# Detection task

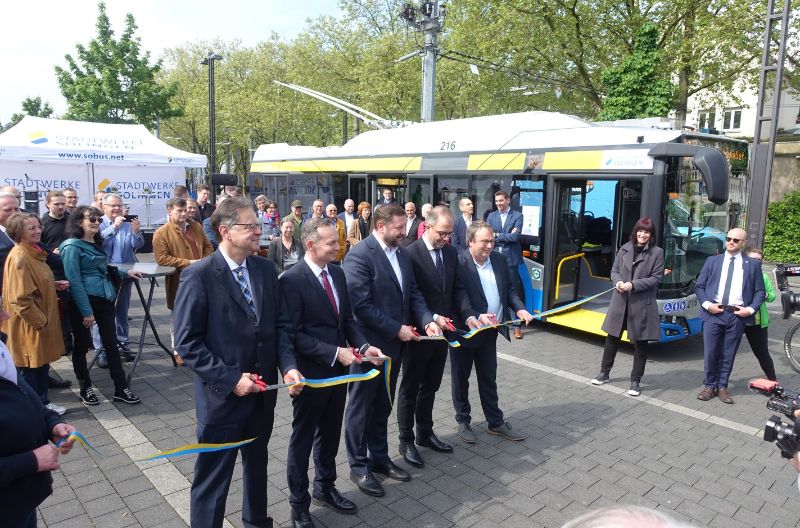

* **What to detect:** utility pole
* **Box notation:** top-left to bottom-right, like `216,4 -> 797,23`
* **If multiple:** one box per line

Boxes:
201,52 -> 223,205
399,2 -> 446,122
745,0 -> 791,247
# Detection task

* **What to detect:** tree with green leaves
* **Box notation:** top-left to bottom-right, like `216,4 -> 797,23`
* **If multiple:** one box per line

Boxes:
54,2 -> 181,128
2,96 -> 54,131
596,23 -> 674,120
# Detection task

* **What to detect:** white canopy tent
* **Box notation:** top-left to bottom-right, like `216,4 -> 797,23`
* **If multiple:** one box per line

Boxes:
0,116 -> 206,226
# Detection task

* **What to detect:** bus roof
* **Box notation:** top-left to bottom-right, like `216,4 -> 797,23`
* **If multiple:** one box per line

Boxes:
252,111 -> 685,164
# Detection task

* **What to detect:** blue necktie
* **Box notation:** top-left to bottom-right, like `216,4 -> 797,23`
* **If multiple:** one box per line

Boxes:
233,266 -> 256,314
721,256 -> 735,306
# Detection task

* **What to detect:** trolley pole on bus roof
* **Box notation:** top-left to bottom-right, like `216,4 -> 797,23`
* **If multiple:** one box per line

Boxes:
746,0 -> 791,247
399,2 -> 446,122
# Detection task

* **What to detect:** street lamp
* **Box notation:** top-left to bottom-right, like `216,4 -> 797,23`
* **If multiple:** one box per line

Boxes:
201,52 -> 223,205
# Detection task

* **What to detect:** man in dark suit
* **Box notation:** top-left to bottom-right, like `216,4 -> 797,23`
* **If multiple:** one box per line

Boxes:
397,206 -> 462,468
694,227 -> 765,404
343,203 -> 441,497
375,188 -> 397,209
453,221 -> 534,444
486,190 -> 526,339
400,202 -> 421,247
174,197 -> 303,528
451,197 -> 474,255
281,218 -> 384,528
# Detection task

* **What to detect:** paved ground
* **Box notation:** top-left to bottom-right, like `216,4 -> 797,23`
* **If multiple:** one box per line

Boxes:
34,258 -> 800,527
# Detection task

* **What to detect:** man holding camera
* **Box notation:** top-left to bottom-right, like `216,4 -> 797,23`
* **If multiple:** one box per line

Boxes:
695,227 -> 765,404
94,193 -> 143,367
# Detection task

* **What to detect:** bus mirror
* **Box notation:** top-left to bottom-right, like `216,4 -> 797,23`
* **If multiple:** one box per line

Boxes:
692,148 -> 729,205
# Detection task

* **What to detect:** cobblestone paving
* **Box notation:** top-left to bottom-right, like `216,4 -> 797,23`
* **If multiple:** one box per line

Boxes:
35,259 -> 800,527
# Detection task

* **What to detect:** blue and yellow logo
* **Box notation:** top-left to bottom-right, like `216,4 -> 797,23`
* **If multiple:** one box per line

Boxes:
29,131 -> 48,144
97,178 -> 112,192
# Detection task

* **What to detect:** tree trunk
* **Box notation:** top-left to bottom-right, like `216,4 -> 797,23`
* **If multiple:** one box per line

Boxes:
674,4 -> 696,131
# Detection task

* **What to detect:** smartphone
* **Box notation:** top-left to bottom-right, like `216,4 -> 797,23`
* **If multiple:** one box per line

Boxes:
123,215 -> 139,222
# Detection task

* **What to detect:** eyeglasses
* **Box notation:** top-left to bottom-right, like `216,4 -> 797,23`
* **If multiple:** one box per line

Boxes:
232,223 -> 262,231
725,237 -> 743,243
432,229 -> 453,238
474,239 -> 494,246
84,216 -> 100,223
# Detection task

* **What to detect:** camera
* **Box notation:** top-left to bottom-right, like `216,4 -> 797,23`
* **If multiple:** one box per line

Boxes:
750,378 -> 800,457
123,214 -> 138,223
774,264 -> 800,319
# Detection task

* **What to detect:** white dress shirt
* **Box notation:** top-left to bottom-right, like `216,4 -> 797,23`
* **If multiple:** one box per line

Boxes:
406,217 -> 416,236
473,257 -> 502,317
220,247 -> 253,293
422,236 -> 442,321
701,251 -> 754,314
499,209 -> 509,229
344,212 -> 356,233
375,235 -> 403,292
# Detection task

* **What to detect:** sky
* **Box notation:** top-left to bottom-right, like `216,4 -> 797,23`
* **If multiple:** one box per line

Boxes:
1,0 -> 343,123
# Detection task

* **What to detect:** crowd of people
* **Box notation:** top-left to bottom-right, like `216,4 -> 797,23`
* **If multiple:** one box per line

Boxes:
0,181 -> 792,528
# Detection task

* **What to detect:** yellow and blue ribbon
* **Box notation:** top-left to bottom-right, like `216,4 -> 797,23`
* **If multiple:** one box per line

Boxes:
295,368 -> 380,388
136,438 -> 257,461
447,287 -> 616,345
55,431 -> 104,456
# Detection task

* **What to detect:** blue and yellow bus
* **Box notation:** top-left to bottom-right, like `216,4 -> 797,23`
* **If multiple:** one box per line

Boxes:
250,111 -> 749,342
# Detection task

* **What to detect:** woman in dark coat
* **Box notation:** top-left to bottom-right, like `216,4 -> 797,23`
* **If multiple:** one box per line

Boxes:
591,217 -> 664,396
267,219 -> 305,274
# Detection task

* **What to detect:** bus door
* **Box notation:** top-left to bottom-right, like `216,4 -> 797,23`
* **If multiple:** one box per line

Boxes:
348,174 -> 368,205
552,180 -> 586,306
407,175 -> 433,209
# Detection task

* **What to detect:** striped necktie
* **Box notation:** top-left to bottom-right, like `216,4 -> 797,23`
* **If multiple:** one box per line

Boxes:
233,266 -> 256,315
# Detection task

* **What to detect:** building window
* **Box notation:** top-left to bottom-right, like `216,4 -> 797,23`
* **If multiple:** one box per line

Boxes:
698,110 -> 716,130
723,109 -> 742,130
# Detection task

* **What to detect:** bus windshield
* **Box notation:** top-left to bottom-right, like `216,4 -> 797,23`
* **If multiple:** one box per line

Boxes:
662,162 -> 729,290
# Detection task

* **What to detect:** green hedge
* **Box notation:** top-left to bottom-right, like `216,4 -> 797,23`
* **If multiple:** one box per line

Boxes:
764,190 -> 800,262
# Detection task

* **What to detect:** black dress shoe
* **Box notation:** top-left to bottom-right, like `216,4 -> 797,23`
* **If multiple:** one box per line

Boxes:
312,488 -> 357,514
400,442 -> 424,468
48,376 -> 71,389
291,510 -> 315,528
350,472 -> 385,497
417,434 -> 453,453
371,461 -> 412,482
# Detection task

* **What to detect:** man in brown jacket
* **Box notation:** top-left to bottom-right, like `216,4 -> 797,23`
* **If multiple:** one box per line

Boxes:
153,197 -> 213,365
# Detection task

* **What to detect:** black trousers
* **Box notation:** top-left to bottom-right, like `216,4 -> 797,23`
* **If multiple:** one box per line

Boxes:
191,392 -> 275,528
286,384 -> 346,512
450,331 -> 504,428
345,348 -> 402,475
744,324 -> 777,381
600,334 -> 649,383
69,295 -> 126,391
57,289 -> 73,356
397,340 -> 449,443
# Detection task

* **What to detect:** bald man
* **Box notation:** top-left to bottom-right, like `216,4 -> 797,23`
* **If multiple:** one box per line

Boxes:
694,227 -> 765,405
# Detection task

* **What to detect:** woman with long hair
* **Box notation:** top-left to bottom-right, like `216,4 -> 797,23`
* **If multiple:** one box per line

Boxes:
255,196 -> 280,246
59,206 -> 144,407
347,201 -> 373,247
3,213 -> 69,415
591,217 -> 665,396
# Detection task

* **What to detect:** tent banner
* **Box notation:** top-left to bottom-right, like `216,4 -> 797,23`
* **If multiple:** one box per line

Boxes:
0,161 -> 183,226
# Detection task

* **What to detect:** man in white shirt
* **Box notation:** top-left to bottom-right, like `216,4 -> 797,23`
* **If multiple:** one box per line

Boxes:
401,202 -> 421,247
338,199 -> 356,234
694,228 -> 765,404
453,221 -> 534,443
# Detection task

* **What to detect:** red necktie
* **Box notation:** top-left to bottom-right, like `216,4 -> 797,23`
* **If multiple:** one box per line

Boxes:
321,269 -> 338,316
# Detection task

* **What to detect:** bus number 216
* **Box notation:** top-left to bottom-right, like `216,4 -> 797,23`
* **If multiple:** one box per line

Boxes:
440,141 -> 456,151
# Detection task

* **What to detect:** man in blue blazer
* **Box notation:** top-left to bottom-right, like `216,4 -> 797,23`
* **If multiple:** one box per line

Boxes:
694,228 -> 765,404
486,190 -> 525,339
280,218 -> 383,528
342,204 -> 441,498
174,197 -> 303,528
451,197 -> 473,255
